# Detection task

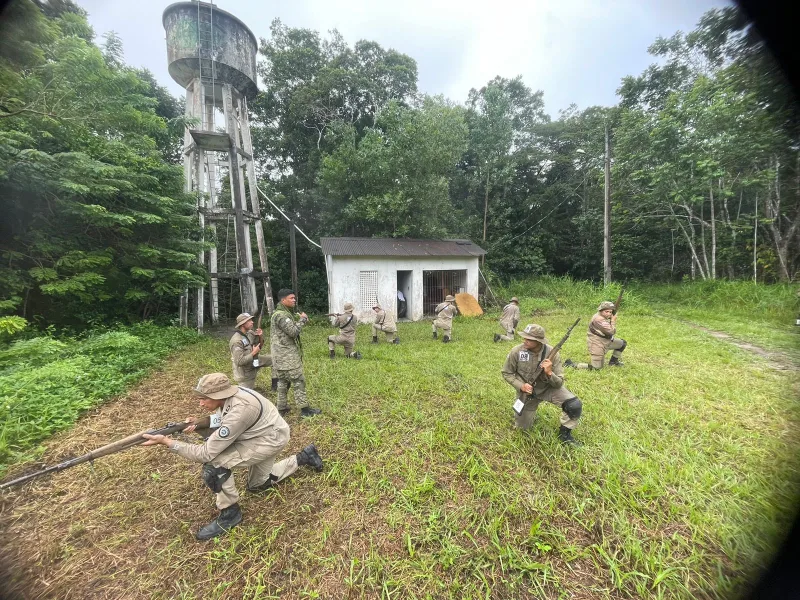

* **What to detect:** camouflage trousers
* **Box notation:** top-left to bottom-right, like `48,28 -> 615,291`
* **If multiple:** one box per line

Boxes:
275,366 -> 308,410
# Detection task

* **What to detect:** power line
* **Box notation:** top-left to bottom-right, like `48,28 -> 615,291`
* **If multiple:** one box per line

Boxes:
255,183 -> 322,249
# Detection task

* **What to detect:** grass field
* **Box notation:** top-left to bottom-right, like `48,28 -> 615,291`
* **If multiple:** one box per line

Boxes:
0,289 -> 799,599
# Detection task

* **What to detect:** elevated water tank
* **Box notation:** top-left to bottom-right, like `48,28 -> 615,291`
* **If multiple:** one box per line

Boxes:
163,1 -> 258,100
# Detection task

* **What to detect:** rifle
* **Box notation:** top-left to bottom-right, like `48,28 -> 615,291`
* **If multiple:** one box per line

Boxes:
326,313 -> 341,317
0,416 -> 211,490
612,286 -> 625,315
255,302 -> 265,347
531,318 -> 581,381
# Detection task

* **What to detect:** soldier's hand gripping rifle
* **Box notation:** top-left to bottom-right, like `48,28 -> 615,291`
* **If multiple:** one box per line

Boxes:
0,416 -> 211,490
612,286 -> 624,315
531,318 -> 581,381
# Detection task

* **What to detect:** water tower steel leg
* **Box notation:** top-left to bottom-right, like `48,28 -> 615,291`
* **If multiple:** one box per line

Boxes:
179,81 -> 196,327
240,95 -> 275,314
195,147 -> 205,332
205,152 -> 219,324
222,83 -> 256,314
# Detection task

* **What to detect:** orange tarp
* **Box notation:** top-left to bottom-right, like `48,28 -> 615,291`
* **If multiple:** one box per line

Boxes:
455,292 -> 483,316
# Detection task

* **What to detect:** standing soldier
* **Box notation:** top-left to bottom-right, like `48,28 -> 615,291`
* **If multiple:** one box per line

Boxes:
564,301 -> 628,370
501,324 -> 583,446
494,297 -> 520,342
142,372 -> 324,540
432,294 -> 458,343
328,302 -> 362,359
229,312 -> 273,390
270,289 -> 322,417
371,302 -> 399,344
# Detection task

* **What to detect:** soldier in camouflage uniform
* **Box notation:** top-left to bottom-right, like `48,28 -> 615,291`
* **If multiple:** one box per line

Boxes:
229,312 -> 272,390
494,297 -> 520,343
432,294 -> 458,343
564,301 -> 627,370
270,289 -> 322,418
501,324 -> 583,446
328,301 -> 362,359
142,373 -> 324,540
371,302 -> 399,344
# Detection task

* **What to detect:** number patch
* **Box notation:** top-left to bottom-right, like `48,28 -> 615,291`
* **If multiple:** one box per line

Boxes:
519,351 -> 530,362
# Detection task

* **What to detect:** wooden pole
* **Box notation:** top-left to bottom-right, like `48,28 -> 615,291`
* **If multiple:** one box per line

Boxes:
289,219 -> 299,301
604,122 -> 612,286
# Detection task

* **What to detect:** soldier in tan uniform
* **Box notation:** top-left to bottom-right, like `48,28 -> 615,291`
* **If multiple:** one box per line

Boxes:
328,302 -> 361,359
501,324 -> 583,446
494,297 -> 520,343
270,289 -> 322,418
371,302 -> 399,344
142,373 -> 324,540
229,312 -> 273,390
564,301 -> 627,370
432,294 -> 458,343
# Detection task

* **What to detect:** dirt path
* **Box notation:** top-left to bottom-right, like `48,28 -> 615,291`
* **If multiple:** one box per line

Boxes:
662,314 -> 797,371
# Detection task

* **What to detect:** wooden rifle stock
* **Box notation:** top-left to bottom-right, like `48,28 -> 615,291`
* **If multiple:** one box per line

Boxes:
612,286 -> 624,315
0,415 -> 211,490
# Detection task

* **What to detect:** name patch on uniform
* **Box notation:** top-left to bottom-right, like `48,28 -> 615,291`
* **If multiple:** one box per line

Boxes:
519,351 -> 530,362
219,426 -> 230,438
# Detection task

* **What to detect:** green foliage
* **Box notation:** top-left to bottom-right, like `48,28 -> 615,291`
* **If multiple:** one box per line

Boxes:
0,323 -> 200,471
0,1 -> 204,328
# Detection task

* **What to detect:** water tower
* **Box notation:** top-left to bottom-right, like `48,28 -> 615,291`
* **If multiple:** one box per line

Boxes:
163,1 -> 274,329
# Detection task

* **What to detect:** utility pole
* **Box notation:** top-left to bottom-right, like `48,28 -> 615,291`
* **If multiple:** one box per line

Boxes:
289,219 -> 299,302
604,122 -> 612,286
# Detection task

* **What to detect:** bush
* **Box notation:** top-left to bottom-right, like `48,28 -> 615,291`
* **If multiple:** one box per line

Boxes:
0,323 -> 199,472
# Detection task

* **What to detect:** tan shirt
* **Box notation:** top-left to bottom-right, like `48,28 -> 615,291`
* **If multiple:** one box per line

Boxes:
374,308 -> 397,333
501,343 -> 565,397
230,330 -> 257,382
587,312 -> 616,354
433,302 -> 457,327
499,303 -> 520,331
171,388 -> 287,464
333,311 -> 357,341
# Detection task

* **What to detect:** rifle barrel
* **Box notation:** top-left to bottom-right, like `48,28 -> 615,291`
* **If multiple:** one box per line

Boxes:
0,418 -> 209,490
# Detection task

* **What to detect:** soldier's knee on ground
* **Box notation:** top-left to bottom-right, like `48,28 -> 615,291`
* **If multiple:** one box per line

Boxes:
201,463 -> 232,493
562,397 -> 582,420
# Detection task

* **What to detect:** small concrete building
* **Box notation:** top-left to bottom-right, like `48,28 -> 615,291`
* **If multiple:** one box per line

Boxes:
321,237 -> 487,323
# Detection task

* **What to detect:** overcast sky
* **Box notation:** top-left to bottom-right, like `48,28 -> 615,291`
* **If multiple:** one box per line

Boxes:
79,0 -> 730,116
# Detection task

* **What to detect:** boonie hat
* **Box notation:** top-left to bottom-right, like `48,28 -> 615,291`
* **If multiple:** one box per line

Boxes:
343,301 -> 354,312
235,312 -> 254,328
518,324 -> 547,342
510,297 -> 519,303
194,373 -> 239,400
598,301 -> 616,312
445,295 -> 455,302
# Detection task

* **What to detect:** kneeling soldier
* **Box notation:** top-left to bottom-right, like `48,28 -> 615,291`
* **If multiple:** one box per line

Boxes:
371,302 -> 399,344
564,301 -> 628,370
432,295 -> 458,342
501,324 -> 583,446
329,302 -> 361,359
494,297 -> 520,343
143,373 -> 324,541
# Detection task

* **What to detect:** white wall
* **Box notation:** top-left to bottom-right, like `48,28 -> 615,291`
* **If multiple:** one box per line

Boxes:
326,256 -> 479,322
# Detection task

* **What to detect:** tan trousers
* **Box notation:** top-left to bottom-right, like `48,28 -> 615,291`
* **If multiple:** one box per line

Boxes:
328,334 -> 354,355
432,322 -> 452,337
371,324 -> 396,341
498,328 -> 515,341
575,337 -> 626,369
212,425 -> 297,509
514,386 -> 579,430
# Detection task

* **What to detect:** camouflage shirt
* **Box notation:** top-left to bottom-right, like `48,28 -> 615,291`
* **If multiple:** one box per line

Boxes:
270,303 -> 307,371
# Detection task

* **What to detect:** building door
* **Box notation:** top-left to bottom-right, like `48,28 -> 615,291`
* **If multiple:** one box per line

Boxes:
396,270 -> 412,319
422,270 -> 466,315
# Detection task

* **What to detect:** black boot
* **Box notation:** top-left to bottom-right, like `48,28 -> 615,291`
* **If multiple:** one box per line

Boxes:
371,336 -> 379,344
247,474 -> 278,493
563,358 -> 576,368
278,407 -> 290,417
433,331 -> 438,340
442,335 -> 450,343
608,357 -> 624,367
349,351 -> 362,359
195,503 -> 243,541
558,426 -> 582,447
300,406 -> 322,418
493,333 -> 500,343
296,443 -> 324,472
271,377 -> 279,392
392,337 -> 400,344
329,349 -> 335,359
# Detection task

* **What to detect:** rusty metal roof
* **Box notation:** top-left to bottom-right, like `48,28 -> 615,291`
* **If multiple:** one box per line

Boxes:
320,238 -> 487,257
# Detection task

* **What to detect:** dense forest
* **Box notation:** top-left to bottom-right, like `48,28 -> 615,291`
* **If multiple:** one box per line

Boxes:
1,0 -> 798,326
